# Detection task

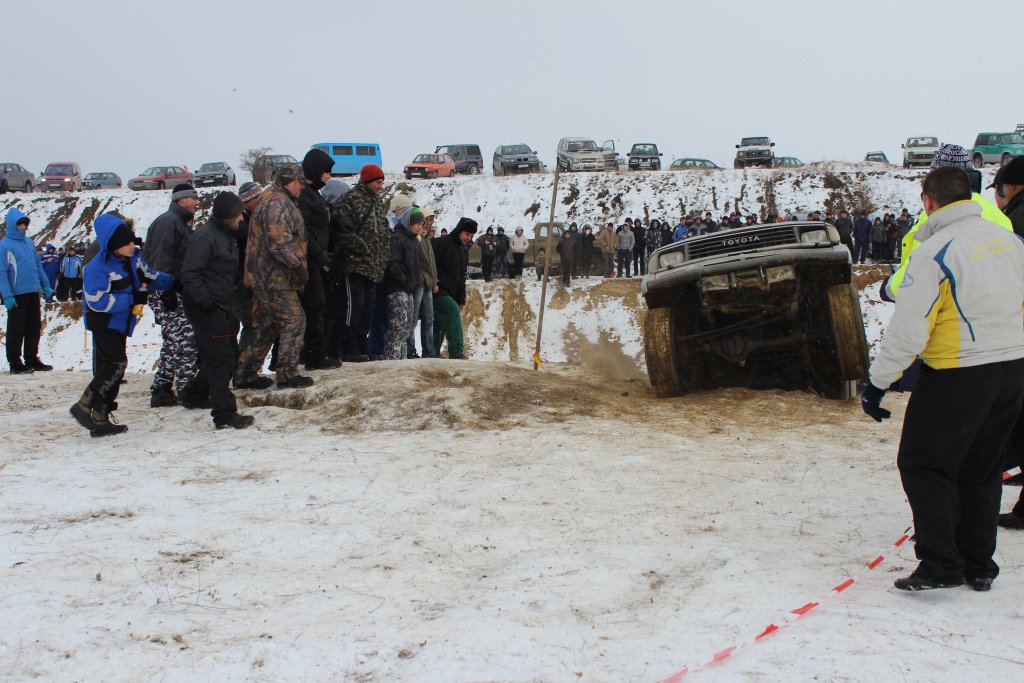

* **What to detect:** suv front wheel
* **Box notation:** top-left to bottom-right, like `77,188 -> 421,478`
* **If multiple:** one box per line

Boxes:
467,164 -> 479,175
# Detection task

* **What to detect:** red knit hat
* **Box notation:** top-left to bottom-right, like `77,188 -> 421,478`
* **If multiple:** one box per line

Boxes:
359,164 -> 385,183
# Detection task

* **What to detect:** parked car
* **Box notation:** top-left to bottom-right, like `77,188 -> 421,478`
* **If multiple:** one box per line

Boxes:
733,137 -> 775,168
970,132 -> 1024,168
404,154 -> 455,179
434,144 -> 483,175
492,144 -> 543,175
773,157 -> 805,168
627,143 -> 663,170
864,152 -> 889,163
311,142 -> 382,176
253,154 -> 300,183
193,162 -> 236,187
556,137 -> 619,172
670,158 -> 721,171
82,172 -> 122,190
128,166 -> 194,191
40,162 -> 83,192
642,221 -> 866,399
0,163 -> 34,193
901,136 -> 940,168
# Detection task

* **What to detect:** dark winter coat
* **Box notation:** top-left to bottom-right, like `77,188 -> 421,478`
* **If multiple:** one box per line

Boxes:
299,148 -> 334,271
334,181 -> 389,282
632,224 -> 646,248
495,232 -> 510,255
181,216 -> 239,313
244,186 -> 308,292
433,225 -> 473,305
1005,191 -> 1024,238
834,216 -> 854,241
556,234 -> 575,263
143,202 -> 195,283
853,217 -> 872,242
83,214 -> 172,336
477,233 -> 498,256
385,217 -> 421,295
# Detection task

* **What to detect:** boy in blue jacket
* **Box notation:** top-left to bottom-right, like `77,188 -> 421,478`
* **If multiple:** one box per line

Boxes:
0,208 -> 53,374
71,213 -> 173,436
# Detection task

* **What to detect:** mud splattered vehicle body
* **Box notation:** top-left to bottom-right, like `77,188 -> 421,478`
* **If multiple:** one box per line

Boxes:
641,221 -> 868,399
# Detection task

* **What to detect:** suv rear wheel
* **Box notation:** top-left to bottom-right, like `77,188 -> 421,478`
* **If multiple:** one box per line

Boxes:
467,163 -> 479,175
24,181 -> 33,192
973,154 -> 984,169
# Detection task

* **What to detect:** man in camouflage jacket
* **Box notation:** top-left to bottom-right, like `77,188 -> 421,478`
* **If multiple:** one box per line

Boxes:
330,163 -> 389,362
236,164 -> 314,389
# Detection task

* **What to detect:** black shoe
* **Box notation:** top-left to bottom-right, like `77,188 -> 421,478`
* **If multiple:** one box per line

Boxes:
342,354 -> 370,363
408,351 -> 420,359
305,357 -> 342,370
150,387 -> 177,408
90,403 -> 128,437
179,394 -> 214,410
998,512 -> 1024,529
27,359 -> 53,371
70,389 -> 97,431
277,375 -> 314,389
215,413 -> 255,430
9,363 -> 34,375
234,374 -> 274,390
894,572 -> 965,591
967,576 -> 994,592
448,355 -> 468,360
367,353 -> 383,361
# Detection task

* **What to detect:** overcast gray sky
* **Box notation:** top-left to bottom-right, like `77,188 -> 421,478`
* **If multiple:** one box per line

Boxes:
6,0 -> 1018,180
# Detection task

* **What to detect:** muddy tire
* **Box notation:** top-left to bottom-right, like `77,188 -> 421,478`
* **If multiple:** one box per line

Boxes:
828,282 -> 869,381
644,307 -> 683,397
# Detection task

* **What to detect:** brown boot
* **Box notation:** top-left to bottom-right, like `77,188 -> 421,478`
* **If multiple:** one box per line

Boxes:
89,402 -> 128,438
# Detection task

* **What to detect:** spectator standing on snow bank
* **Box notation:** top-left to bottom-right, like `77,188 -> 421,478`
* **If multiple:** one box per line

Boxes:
384,207 -> 423,360
180,191 -> 255,430
235,164 -> 314,390
41,244 -> 59,294
834,210 -> 854,254
870,218 -> 887,263
495,226 -> 511,278
477,227 -> 498,282
861,167 -> 1024,592
510,227 -> 529,279
597,223 -> 616,277
408,207 -> 438,358
631,221 -> 647,276
297,148 -> 340,370
852,212 -> 871,264
556,230 -> 575,286
143,183 -> 203,408
582,225 -> 596,276
0,208 -> 53,374
232,181 -> 268,355
57,246 -> 83,300
534,247 -> 546,280
432,217 -> 477,359
71,214 -> 172,436
333,164 -> 390,363
616,224 -> 635,277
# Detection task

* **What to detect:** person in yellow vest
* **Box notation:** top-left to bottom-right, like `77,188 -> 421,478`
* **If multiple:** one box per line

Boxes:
883,144 -> 1012,301
862,167 -> 1024,592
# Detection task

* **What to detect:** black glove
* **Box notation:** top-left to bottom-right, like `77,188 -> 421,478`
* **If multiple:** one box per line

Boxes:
160,290 -> 179,312
861,382 -> 891,422
133,291 -> 149,306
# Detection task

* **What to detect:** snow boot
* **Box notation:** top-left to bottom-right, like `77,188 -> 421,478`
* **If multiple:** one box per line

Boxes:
9,362 -> 34,375
998,512 -> 1024,530
276,374 -> 314,389
215,413 -> 255,430
893,572 -> 964,591
90,403 -> 128,438
305,356 -> 342,371
70,389 -> 98,431
28,358 -> 53,371
234,372 -> 274,390
150,386 -> 177,408
967,576 -> 994,592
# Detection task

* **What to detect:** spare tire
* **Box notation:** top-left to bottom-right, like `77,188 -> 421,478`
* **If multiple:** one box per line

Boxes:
828,282 -> 869,381
644,307 -> 683,397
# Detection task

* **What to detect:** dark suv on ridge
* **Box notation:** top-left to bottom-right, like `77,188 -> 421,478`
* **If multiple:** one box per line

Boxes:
435,144 -> 483,175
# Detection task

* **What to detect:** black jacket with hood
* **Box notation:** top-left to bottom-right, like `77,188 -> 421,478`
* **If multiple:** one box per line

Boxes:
298,148 -> 335,271
181,216 -> 239,313
432,219 -> 477,305
1005,191 -> 1024,238
143,201 -> 195,285
385,209 -> 421,295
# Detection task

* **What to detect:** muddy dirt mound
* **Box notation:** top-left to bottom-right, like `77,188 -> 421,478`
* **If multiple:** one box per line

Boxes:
852,264 -> 891,291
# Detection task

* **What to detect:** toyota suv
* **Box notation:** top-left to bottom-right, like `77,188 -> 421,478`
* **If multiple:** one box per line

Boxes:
627,143 -> 663,170
970,132 -> 1024,168
642,221 -> 867,400
556,137 -> 619,172
901,136 -> 940,168
41,162 -> 83,192
492,144 -> 543,175
434,144 -> 483,175
733,137 -> 775,169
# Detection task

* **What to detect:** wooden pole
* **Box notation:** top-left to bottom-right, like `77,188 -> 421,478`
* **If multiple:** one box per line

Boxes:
533,163 -> 562,370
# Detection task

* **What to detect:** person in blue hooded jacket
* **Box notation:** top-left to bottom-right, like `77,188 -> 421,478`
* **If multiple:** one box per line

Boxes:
40,244 -> 60,294
0,208 -> 53,374
70,213 -> 172,436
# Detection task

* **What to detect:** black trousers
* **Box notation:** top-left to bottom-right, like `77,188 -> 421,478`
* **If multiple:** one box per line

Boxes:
300,260 -> 326,363
898,360 -> 1024,581
512,252 -> 525,278
57,276 -> 81,301
187,307 -> 239,421
88,328 -> 127,405
560,258 -> 573,285
5,292 -> 41,367
333,272 -> 375,357
481,255 -> 494,282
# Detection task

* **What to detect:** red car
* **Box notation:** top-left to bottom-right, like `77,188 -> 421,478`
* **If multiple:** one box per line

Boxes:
128,165 -> 194,191
41,161 -> 83,192
404,154 -> 455,179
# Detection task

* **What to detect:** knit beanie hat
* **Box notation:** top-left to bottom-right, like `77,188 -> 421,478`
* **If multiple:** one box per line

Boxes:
360,163 -> 385,184
171,183 -> 198,201
388,193 -> 413,214
455,217 -> 478,235
238,181 -> 263,203
930,144 -> 972,170
212,191 -> 244,220
409,207 -> 425,225
107,222 -> 135,252
321,179 -> 350,205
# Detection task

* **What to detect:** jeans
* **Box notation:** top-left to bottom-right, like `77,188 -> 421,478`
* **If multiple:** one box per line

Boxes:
617,249 -> 632,277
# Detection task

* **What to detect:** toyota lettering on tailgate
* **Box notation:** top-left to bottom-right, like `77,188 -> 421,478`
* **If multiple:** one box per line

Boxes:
722,235 -> 760,247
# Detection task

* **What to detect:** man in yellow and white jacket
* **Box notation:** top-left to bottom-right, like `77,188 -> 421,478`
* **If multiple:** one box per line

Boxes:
862,167 -> 1024,592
